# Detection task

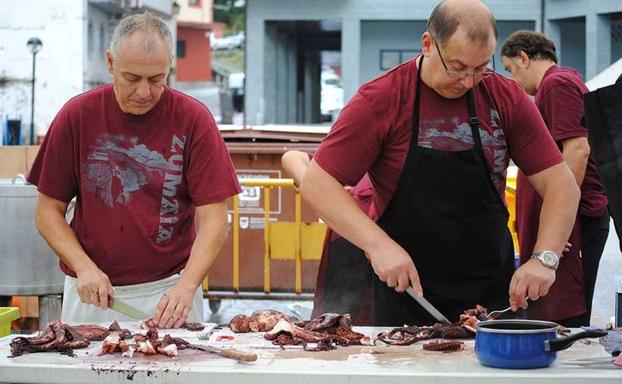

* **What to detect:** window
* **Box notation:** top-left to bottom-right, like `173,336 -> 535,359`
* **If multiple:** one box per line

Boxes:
380,49 -> 419,70
177,40 -> 186,58
188,0 -> 201,7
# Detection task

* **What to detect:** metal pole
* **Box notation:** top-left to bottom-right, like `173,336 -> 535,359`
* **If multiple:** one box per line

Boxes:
30,51 -> 37,145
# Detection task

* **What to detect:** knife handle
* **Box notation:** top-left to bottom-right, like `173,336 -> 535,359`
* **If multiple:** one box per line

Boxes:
219,348 -> 257,362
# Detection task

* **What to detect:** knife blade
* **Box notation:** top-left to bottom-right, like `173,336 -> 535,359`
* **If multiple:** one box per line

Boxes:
110,297 -> 151,320
187,343 -> 257,362
405,287 -> 451,324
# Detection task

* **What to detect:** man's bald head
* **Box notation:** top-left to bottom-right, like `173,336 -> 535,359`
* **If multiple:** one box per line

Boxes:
110,12 -> 174,61
427,0 -> 498,45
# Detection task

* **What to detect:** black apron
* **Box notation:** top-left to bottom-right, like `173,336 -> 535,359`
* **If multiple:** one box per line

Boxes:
372,56 -> 515,326
583,76 -> 622,251
312,235 -> 373,325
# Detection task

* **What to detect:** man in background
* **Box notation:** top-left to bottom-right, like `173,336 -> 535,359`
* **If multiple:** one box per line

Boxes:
502,30 -> 609,326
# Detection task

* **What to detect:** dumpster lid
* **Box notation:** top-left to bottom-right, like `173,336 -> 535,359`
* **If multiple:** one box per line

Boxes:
220,124 -> 328,143
226,141 -> 319,155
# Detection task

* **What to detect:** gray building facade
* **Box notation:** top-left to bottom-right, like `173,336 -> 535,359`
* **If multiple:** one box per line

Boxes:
245,0 -> 622,126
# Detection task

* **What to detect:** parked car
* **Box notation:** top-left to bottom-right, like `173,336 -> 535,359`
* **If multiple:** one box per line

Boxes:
211,31 -> 245,51
320,70 -> 344,121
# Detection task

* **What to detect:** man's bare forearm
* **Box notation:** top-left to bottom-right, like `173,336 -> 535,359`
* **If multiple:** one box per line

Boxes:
528,163 -> 581,255
178,201 -> 229,291
561,137 -> 589,186
282,150 -> 311,187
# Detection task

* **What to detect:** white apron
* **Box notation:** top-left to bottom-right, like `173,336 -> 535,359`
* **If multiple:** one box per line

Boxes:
61,273 -> 204,323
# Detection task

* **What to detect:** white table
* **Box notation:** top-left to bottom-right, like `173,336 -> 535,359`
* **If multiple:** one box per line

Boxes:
0,324 -> 619,384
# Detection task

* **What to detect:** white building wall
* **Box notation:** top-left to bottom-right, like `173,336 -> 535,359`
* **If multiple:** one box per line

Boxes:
0,0 -> 86,142
178,0 -> 213,23
131,0 -> 173,16
85,5 -> 112,88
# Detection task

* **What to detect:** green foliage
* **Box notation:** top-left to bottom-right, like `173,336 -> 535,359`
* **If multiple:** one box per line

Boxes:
214,0 -> 245,34
213,49 -> 244,74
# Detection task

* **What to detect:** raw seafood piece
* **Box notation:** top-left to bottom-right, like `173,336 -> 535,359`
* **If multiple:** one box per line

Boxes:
264,313 -> 367,351
377,305 -> 489,346
422,340 -> 464,351
10,321 -> 92,357
228,310 -> 300,333
139,318 -> 205,331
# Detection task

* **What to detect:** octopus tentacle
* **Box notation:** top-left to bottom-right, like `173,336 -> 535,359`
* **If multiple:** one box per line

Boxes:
422,340 -> 464,351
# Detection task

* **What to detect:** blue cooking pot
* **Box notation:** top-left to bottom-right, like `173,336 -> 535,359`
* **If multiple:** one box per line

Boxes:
475,319 -> 607,369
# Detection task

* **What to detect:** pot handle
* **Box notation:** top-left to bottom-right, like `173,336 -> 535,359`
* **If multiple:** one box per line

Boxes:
545,330 -> 608,352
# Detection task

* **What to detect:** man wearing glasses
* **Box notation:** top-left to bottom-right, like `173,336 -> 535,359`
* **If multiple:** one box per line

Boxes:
300,0 -> 579,326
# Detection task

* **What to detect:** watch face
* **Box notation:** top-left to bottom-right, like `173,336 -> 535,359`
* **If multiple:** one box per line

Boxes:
530,251 -> 558,269
543,253 -> 555,265
541,251 -> 558,267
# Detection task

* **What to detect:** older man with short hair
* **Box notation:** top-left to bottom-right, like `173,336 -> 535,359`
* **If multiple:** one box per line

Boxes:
28,12 -> 240,328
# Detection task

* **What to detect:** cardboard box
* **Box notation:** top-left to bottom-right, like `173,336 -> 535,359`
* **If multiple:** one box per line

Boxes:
0,145 -> 40,179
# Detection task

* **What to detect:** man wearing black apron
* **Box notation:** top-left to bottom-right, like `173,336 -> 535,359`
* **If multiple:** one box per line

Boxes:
301,0 -> 580,326
372,56 -> 515,325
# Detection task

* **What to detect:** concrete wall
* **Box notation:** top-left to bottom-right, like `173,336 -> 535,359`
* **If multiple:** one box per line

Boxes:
245,0 -> 542,125
545,0 -> 622,18
0,0 -> 86,143
613,17 -> 622,62
359,21 -> 426,84
559,18 -> 586,79
358,19 -> 536,84
545,0 -> 622,79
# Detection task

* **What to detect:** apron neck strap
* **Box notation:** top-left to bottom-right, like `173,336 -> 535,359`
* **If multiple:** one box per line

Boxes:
467,91 -> 483,153
412,55 -> 424,146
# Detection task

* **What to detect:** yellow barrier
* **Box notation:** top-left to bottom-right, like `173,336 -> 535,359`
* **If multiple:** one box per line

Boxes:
203,178 -> 327,295
0,307 -> 19,337
204,178 -> 518,297
506,170 -> 519,252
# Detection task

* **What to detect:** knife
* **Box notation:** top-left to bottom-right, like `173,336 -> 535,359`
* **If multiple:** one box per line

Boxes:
110,297 -> 151,320
405,287 -> 451,324
187,343 -> 257,362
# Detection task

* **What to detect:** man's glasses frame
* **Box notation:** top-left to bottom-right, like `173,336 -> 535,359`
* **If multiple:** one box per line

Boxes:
433,37 -> 496,80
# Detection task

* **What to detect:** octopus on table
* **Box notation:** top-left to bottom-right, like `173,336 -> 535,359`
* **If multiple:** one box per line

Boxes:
9,318 -> 201,358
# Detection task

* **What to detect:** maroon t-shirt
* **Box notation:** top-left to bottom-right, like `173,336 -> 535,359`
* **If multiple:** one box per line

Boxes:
514,66 -> 602,320
315,56 -> 562,220
28,84 -> 241,285
535,66 -> 608,217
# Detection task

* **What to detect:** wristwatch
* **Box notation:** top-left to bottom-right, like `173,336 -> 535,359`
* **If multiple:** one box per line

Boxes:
530,251 -> 559,270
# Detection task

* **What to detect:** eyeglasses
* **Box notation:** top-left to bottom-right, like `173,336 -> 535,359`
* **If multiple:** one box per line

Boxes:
433,38 -> 495,80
